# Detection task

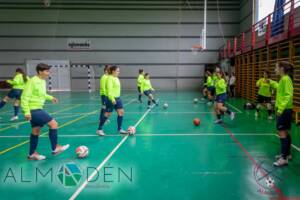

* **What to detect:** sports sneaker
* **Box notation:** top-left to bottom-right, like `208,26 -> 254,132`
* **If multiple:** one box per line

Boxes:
268,116 -> 273,120
214,119 -> 222,124
28,152 -> 46,161
207,102 -> 212,106
273,157 -> 288,167
119,129 -> 128,134
275,154 -> 292,160
52,144 -> 70,155
10,116 -> 19,121
96,130 -> 105,136
230,112 -> 235,120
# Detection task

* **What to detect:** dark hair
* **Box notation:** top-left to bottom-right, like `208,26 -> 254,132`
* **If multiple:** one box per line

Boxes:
278,61 -> 294,79
263,70 -> 270,78
36,63 -> 51,73
206,71 -> 211,76
16,68 -> 28,83
104,65 -> 110,73
139,69 -> 144,74
144,73 -> 149,77
108,66 -> 119,75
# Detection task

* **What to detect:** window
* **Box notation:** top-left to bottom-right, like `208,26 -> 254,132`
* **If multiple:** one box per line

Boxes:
254,0 -> 276,23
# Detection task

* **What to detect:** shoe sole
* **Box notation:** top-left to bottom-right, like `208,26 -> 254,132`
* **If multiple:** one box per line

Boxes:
52,145 -> 70,156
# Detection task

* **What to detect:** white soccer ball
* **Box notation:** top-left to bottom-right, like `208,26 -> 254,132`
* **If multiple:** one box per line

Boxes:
163,103 -> 168,109
127,126 -> 136,135
193,98 -> 198,104
76,146 -> 89,158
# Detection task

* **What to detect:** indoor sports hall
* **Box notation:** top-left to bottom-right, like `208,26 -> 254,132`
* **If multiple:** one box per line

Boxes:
0,0 -> 300,200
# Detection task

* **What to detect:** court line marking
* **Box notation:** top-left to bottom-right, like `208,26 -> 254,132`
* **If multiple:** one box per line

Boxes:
226,102 -> 243,113
0,104 -> 82,132
0,133 -> 276,138
69,99 -> 158,200
220,123 -> 285,198
0,99 -> 136,155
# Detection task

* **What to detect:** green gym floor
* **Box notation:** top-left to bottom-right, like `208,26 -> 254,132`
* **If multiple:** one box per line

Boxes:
0,91 -> 300,200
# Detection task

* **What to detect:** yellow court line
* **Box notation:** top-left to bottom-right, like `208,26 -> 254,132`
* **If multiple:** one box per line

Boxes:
0,99 -> 135,155
0,104 -> 82,132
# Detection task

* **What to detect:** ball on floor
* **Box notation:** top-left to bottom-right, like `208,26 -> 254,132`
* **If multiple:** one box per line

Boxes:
193,118 -> 200,126
76,146 -> 89,158
127,126 -> 136,135
163,103 -> 169,109
193,98 -> 198,104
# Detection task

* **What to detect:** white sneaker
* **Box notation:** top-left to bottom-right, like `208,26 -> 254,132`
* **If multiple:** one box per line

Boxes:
207,102 -> 212,106
230,112 -> 235,120
28,152 -> 46,160
275,154 -> 292,160
273,157 -> 288,167
214,119 -> 222,124
268,116 -> 273,120
119,129 -> 128,134
52,144 -> 70,155
97,130 -> 105,136
10,116 -> 19,121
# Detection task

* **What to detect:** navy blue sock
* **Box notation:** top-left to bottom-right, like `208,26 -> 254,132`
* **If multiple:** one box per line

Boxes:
217,114 -> 221,119
0,101 -> 6,109
138,94 -> 142,101
117,115 -> 123,131
29,134 -> 39,155
148,101 -> 151,106
49,129 -> 58,151
287,134 -> 291,155
14,106 -> 19,116
98,115 -> 108,130
152,99 -> 157,104
281,138 -> 289,159
99,108 -> 104,120
226,109 -> 232,115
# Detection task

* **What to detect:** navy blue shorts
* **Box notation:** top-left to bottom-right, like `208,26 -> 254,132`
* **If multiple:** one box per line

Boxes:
7,89 -> 22,100
276,109 -> 292,131
106,97 -> 123,112
30,109 -> 53,128
215,93 -> 227,104
144,90 -> 153,96
257,95 -> 271,104
101,95 -> 108,106
208,87 -> 215,96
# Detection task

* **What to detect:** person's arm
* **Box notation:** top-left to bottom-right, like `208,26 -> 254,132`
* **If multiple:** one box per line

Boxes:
6,75 -> 21,86
277,78 -> 293,115
107,78 -> 116,103
21,80 -> 33,117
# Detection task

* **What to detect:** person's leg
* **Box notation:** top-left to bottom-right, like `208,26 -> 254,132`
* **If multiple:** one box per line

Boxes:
0,96 -> 10,109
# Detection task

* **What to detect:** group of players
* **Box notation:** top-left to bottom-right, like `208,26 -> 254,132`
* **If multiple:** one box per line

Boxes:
0,61 -> 295,167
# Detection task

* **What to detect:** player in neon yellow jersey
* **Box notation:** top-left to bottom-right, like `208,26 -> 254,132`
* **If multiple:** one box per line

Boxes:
141,73 -> 159,109
214,70 -> 235,124
21,63 -> 69,160
273,61 -> 294,167
255,70 -> 277,120
97,66 -> 127,135
0,68 -> 29,121
137,69 -> 145,103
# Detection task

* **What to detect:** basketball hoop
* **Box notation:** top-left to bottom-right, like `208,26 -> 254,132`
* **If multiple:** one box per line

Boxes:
191,44 -> 203,55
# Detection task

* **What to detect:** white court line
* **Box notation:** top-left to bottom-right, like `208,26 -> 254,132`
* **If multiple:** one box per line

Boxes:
69,99 -> 158,200
0,133 -> 276,138
226,102 -> 243,113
